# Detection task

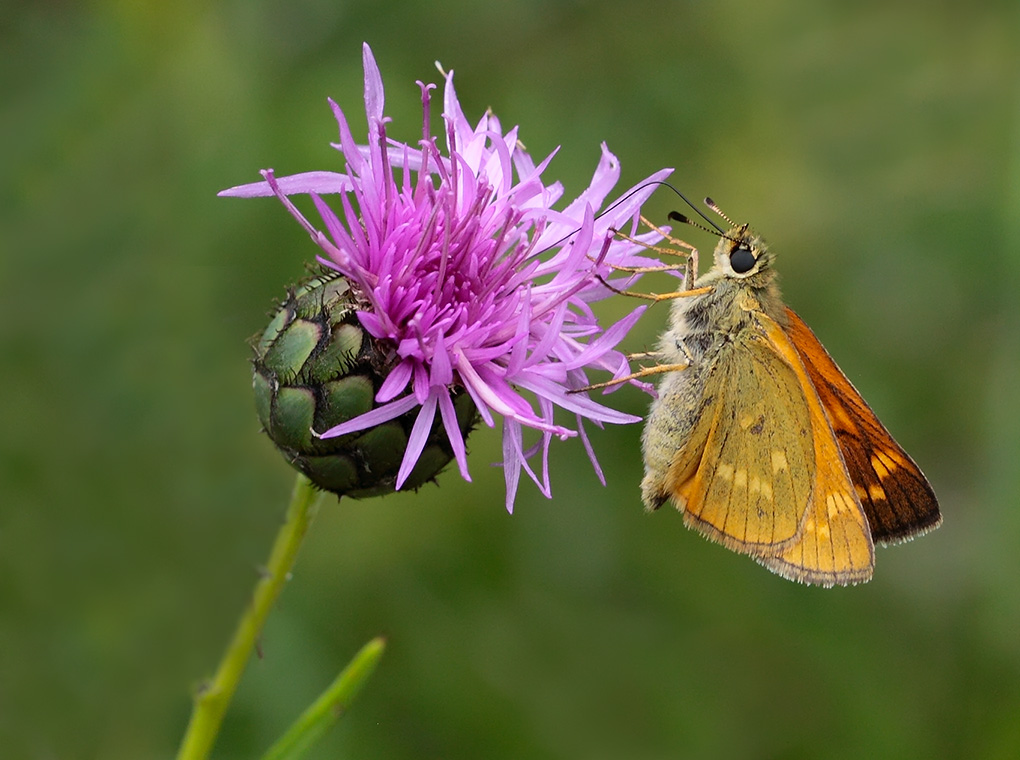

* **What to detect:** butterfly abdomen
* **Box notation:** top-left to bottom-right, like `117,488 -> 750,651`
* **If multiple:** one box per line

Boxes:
641,285 -> 736,511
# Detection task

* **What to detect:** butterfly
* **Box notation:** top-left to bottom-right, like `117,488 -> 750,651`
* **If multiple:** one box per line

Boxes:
630,199 -> 941,586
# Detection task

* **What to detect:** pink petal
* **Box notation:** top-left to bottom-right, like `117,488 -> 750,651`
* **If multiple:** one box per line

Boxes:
362,43 -> 385,124
218,171 -> 352,198
438,391 -> 471,481
395,393 -> 437,489
318,393 -> 419,438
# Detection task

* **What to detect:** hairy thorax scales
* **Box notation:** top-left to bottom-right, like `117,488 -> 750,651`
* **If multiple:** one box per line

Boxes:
640,233 -> 786,511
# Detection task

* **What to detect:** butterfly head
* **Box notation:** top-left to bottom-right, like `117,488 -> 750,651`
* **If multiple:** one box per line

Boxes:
712,224 -> 775,284
667,200 -> 777,288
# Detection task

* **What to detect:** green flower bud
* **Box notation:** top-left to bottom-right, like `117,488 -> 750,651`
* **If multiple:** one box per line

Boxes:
252,272 -> 478,498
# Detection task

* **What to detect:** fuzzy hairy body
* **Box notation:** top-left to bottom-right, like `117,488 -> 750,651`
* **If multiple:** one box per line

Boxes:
640,233 -> 787,511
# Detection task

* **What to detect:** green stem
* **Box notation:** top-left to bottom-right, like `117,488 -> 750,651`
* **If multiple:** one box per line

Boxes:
176,473 -> 323,760
260,637 -> 387,760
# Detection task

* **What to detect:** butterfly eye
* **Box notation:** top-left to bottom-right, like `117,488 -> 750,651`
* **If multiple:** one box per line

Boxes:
730,245 -> 756,274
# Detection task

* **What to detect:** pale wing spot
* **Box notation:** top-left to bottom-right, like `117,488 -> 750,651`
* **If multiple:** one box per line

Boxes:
825,493 -> 839,518
718,463 -> 734,481
771,451 -> 789,474
804,516 -> 829,539
875,447 -> 907,469
868,484 -> 887,502
749,476 -> 767,497
830,403 -> 857,432
805,512 -> 831,540
734,468 -> 748,489
826,491 -> 855,518
872,448 -> 906,478
854,484 -> 869,500
870,454 -> 891,480
877,444 -> 909,469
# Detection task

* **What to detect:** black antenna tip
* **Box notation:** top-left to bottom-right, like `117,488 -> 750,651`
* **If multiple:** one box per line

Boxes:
703,196 -> 715,207
667,211 -> 690,224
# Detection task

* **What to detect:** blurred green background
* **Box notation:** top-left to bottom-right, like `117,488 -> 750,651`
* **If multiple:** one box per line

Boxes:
4,1 -> 1019,758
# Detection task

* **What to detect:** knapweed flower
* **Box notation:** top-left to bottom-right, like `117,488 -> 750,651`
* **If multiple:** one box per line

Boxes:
222,44 -> 672,511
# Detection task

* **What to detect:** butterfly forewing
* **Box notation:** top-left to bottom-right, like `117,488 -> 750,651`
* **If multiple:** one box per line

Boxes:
783,308 -> 942,544
752,313 -> 875,585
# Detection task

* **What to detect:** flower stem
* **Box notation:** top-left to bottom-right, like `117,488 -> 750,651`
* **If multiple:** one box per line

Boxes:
176,473 -> 323,760
260,637 -> 386,760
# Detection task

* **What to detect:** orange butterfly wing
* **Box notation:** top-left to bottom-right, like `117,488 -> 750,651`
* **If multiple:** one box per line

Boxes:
783,308 -> 942,544
666,311 -> 875,585
752,313 -> 875,585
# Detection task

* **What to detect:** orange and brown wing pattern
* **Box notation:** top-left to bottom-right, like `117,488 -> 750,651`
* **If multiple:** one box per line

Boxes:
783,308 -> 941,544
753,313 -> 874,585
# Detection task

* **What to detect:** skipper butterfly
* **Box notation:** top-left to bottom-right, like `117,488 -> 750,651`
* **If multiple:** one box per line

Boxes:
631,200 -> 941,586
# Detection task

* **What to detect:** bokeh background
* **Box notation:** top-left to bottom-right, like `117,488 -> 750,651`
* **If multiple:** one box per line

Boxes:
4,1 -> 1019,758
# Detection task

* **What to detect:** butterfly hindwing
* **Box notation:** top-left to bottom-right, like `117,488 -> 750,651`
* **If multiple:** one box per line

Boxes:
665,325 -> 816,556
783,308 -> 942,544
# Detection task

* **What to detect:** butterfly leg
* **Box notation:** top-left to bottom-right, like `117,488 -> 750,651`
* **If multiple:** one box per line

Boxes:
609,216 -> 698,261
570,362 -> 689,393
683,245 -> 698,291
672,336 -> 696,365
597,262 -> 692,275
594,215 -> 703,297
635,215 -> 701,258
595,273 -> 713,302
627,350 -> 665,361
638,214 -> 700,286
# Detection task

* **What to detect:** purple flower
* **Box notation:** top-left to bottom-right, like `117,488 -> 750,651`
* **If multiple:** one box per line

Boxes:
221,44 -> 672,511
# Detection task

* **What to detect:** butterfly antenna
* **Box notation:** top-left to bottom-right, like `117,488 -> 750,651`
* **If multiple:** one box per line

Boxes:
704,197 -> 736,227
658,184 -> 725,233
667,210 -> 724,238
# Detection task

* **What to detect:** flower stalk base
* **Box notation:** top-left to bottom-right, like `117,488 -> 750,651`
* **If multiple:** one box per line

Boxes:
175,474 -> 322,760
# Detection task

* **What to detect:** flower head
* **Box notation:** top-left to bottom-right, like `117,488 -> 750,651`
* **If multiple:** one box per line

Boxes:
222,44 -> 672,511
